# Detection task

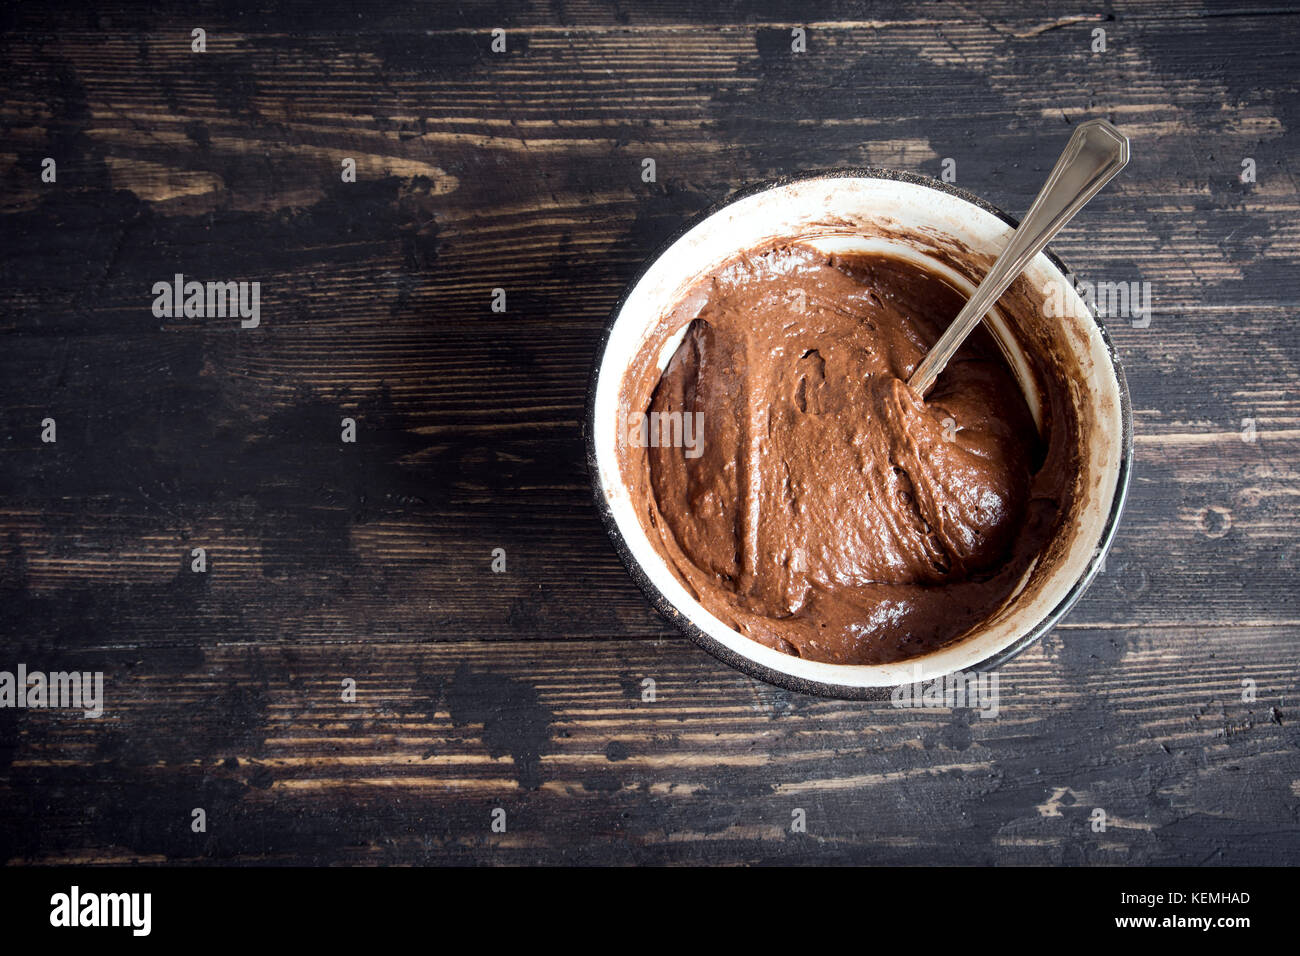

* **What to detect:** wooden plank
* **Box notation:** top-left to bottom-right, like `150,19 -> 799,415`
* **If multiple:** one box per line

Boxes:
1,632 -> 1295,864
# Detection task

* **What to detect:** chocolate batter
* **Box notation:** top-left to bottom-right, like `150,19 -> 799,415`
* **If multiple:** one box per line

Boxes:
623,243 -> 1070,665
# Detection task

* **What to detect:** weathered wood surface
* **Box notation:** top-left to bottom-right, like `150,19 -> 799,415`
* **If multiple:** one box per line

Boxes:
0,0 -> 1297,864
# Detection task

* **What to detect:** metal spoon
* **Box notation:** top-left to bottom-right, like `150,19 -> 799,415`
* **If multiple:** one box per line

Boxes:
907,118 -> 1130,397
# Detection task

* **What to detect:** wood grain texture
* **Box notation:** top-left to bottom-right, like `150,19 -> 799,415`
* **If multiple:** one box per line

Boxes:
0,0 -> 1297,864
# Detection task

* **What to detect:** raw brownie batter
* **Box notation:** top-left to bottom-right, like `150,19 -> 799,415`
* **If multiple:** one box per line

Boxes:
625,243 -> 1068,665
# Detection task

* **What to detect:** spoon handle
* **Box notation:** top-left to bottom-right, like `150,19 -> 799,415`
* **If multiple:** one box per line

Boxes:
907,118 -> 1130,397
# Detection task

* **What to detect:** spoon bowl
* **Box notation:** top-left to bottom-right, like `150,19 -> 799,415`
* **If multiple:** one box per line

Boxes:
587,167 -> 1132,697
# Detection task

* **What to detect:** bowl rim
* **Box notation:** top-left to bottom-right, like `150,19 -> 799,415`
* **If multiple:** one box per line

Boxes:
584,165 -> 1135,700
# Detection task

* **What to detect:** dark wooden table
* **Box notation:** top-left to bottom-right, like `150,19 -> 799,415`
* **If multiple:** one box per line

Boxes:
1,0 -> 1296,866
